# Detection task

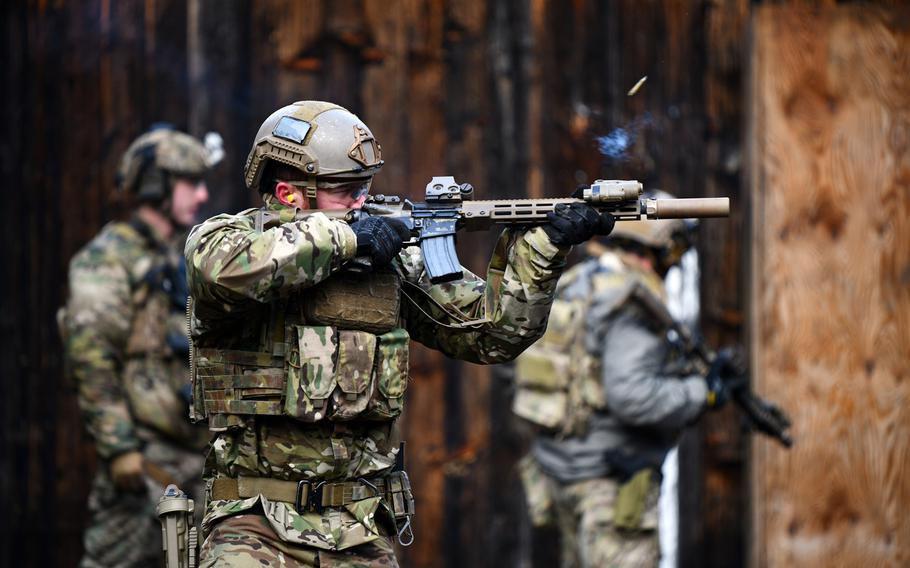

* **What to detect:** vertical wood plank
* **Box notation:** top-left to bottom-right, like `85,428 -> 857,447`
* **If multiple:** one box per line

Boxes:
189,0 -> 249,214
440,4 -> 494,566
55,2 -> 107,564
750,5 -> 910,566
396,2 -> 448,563
143,0 -> 190,125
0,2 -> 53,564
362,2 -> 449,565
682,1 -> 752,567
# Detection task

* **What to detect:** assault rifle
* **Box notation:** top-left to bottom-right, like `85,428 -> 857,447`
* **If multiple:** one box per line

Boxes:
629,285 -> 793,448
300,176 -> 729,284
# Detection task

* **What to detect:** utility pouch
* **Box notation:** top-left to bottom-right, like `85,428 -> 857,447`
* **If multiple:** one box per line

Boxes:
517,454 -> 554,528
286,325 -> 338,421
304,271 -> 401,334
328,330 -> 377,420
511,300 -> 578,430
613,468 -> 656,531
197,321 -> 409,425
384,470 -> 416,546
363,328 -> 410,420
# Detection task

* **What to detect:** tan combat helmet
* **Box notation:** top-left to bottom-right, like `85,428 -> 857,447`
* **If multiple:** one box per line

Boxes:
116,127 -> 214,202
608,190 -> 695,271
244,101 -> 383,206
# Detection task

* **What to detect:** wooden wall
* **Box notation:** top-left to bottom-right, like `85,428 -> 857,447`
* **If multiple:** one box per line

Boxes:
1,1 -> 199,565
9,1 -> 884,567
749,5 -> 910,567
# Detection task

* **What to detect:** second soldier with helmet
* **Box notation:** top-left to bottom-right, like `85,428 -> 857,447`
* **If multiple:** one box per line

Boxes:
60,126 -> 220,567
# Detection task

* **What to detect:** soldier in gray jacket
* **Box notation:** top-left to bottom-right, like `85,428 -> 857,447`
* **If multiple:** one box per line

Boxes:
512,196 -> 728,568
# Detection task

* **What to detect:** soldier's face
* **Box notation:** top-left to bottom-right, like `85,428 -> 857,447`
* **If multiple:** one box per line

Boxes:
170,178 -> 209,227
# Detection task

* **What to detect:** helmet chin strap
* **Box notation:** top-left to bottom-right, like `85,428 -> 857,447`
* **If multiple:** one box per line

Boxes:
305,184 -> 318,209
301,173 -> 319,209
159,197 -> 185,232
279,175 -> 321,209
158,174 -> 183,230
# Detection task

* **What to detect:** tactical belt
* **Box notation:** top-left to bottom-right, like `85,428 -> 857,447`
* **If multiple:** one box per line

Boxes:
212,471 -> 414,546
210,472 -> 416,545
212,475 -> 395,511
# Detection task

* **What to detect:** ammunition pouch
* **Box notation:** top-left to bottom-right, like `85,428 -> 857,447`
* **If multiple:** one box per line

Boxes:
517,454 -> 554,528
194,325 -> 409,430
191,267 -> 408,430
512,299 -> 603,437
613,468 -> 658,531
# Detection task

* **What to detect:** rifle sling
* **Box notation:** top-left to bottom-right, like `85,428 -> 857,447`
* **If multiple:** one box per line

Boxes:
400,280 -> 490,330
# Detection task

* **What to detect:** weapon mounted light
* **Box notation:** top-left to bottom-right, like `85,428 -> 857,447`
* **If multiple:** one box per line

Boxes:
584,180 -> 643,203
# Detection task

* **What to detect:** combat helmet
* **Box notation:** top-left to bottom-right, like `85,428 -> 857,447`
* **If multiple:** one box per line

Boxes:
116,126 -> 215,202
244,101 -> 383,206
608,190 -> 695,271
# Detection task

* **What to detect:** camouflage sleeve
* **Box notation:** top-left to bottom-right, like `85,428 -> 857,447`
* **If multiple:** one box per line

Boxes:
595,303 -> 707,431
63,249 -> 139,459
400,227 -> 569,364
185,211 -> 358,308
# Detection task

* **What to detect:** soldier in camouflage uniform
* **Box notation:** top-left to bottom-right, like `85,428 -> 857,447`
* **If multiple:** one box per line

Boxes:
61,126 -> 220,567
513,199 -> 730,568
184,100 -> 615,567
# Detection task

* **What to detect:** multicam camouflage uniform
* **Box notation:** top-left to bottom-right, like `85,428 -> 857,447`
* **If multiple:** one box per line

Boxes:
185,197 -> 569,567
62,218 -> 209,568
514,244 -> 707,568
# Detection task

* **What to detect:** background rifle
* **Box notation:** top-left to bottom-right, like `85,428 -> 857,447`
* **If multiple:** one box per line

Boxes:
629,284 -> 793,448
268,176 -> 730,284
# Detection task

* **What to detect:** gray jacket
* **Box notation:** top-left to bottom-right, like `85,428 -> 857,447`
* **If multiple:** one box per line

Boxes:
532,255 -> 707,482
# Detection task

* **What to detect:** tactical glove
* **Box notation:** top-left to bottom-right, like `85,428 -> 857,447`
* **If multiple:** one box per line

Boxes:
705,348 -> 745,409
542,202 -> 615,247
351,216 -> 411,268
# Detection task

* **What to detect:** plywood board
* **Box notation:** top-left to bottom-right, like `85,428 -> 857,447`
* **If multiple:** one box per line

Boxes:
749,6 -> 910,567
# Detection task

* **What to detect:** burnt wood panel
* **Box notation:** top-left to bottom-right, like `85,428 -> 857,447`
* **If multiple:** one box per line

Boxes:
1,1 -> 761,567
189,0 -> 250,215
0,1 -> 195,565
680,1 -> 752,567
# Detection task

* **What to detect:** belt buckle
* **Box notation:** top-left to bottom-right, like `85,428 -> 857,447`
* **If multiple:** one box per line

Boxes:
307,481 -> 326,513
294,480 -> 311,514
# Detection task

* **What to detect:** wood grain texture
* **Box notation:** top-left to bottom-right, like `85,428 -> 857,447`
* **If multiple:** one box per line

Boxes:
682,1 -> 751,567
750,6 -> 910,567
0,1 -> 773,566
1,1 -> 195,564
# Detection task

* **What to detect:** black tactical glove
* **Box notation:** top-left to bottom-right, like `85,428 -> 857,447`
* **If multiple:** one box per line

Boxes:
542,202 -> 616,246
351,216 -> 411,268
705,348 -> 745,409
